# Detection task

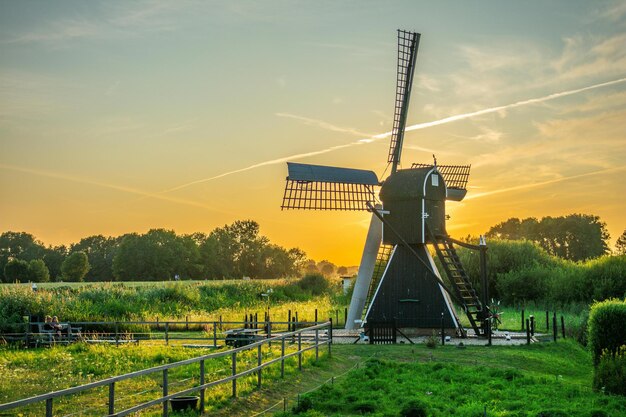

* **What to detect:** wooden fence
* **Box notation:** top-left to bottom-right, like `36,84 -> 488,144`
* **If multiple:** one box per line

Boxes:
0,321 -> 333,417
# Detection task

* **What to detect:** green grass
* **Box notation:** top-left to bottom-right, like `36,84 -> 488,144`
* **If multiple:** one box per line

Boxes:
0,340 -> 328,416
270,341 -> 626,417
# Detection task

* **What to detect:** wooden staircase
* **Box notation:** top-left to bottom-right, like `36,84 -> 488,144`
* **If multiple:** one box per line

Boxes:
431,235 -> 487,336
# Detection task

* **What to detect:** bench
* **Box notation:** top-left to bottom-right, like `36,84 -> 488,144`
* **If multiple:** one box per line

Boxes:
224,328 -> 263,347
32,323 -> 82,346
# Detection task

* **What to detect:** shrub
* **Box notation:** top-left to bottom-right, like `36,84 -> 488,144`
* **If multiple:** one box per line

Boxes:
297,273 -> 329,296
424,331 -> 438,348
587,299 -> 626,364
400,398 -> 428,417
593,346 -> 626,396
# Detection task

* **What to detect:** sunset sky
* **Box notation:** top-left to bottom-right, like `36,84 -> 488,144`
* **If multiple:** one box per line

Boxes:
1,1 -> 625,266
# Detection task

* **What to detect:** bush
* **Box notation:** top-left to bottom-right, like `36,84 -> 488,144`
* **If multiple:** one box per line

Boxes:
400,398 -> 428,417
593,346 -> 626,396
297,273 -> 329,296
587,299 -> 626,364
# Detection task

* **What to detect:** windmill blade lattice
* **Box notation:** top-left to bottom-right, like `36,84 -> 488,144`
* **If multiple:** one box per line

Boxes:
281,162 -> 380,211
411,163 -> 471,189
388,30 -> 421,172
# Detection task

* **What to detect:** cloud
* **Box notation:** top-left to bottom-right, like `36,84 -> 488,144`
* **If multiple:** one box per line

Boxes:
0,162 -> 223,212
275,113 -> 374,137
157,77 -> 626,195
466,166 -> 626,201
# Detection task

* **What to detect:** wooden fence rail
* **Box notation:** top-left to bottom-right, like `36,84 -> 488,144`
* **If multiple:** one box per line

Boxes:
0,321 -> 333,417
1,319 -> 327,348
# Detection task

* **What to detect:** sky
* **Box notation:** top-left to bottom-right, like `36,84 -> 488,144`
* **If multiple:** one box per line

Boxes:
1,1 -> 625,266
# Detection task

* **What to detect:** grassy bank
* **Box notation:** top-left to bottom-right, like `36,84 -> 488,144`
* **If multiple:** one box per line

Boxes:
271,341 -> 625,417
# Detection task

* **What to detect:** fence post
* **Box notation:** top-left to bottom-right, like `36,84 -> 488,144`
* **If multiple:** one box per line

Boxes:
162,369 -> 168,417
232,351 -> 237,397
295,312 -> 298,330
328,318 -> 333,356
546,311 -> 550,331
530,315 -> 535,336
219,315 -> 222,330
526,318 -> 530,345
257,344 -> 262,388
441,312 -> 445,346
115,322 -> 119,347
165,322 -> 169,346
281,336 -> 285,378
200,359 -> 205,411
315,309 -> 318,323
315,327 -> 319,361
561,316 -> 566,339
46,398 -> 53,417
288,310 -> 292,332
108,382 -> 115,415
521,309 -> 525,331
298,331 -> 302,371
213,321 -> 217,346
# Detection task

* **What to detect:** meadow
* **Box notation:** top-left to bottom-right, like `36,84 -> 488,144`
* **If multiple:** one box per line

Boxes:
276,341 -> 626,417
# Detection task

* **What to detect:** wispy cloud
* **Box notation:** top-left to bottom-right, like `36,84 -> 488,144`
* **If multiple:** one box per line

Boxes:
0,162 -> 222,212
466,166 -> 626,200
275,113 -> 375,137
159,77 -> 626,194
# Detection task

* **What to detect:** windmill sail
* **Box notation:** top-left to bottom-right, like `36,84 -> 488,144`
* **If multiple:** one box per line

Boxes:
411,163 -> 471,201
281,162 -> 379,211
388,30 -> 421,172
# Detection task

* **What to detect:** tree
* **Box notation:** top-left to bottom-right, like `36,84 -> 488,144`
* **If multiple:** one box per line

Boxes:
616,230 -> 626,255
3,259 -> 29,283
317,260 -> 336,276
337,266 -> 348,275
28,259 -> 50,282
43,245 -> 67,281
61,252 -> 90,282
71,235 -> 119,281
112,229 -> 200,281
487,213 -> 610,261
0,232 -> 46,281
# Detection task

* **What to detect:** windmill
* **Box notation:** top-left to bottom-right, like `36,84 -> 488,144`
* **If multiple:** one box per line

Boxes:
280,30 -> 489,337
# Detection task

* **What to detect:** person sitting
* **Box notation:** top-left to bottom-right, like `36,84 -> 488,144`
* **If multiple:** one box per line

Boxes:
43,315 -> 54,331
51,316 -> 63,338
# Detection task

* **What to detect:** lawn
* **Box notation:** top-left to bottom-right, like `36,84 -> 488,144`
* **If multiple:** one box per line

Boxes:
270,340 -> 626,417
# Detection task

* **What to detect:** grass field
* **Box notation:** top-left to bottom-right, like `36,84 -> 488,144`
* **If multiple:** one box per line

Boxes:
2,339 -> 624,416
269,341 -> 626,417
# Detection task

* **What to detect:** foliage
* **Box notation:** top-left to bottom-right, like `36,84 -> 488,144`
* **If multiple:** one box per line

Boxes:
0,279 -> 346,331
71,235 -> 119,281
297,273 -> 330,296
588,299 -> 626,365
61,251 -> 90,282
1,221 -> 307,283
3,258 -> 29,283
616,229 -> 626,255
593,346 -> 626,396
487,214 -> 610,261
27,259 -> 50,283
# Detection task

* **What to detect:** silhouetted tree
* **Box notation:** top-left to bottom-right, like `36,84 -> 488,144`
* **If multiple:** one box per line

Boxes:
61,251 -> 90,282
616,230 -> 626,255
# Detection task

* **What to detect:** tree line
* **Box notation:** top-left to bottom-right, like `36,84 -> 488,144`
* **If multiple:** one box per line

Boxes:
0,220 -> 311,283
485,213 -> 622,261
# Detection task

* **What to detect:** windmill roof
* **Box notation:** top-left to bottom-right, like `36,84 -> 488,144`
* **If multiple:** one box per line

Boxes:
287,162 -> 379,185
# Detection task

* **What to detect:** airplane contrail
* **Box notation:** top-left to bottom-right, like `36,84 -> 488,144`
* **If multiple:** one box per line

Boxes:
465,165 -> 626,200
0,163 -> 223,212
160,76 -> 626,194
